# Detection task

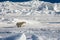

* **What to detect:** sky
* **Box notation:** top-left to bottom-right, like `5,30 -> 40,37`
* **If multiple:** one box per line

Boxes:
0,0 -> 60,3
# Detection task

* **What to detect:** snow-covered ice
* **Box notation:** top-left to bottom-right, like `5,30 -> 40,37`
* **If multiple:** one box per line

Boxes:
0,0 -> 60,40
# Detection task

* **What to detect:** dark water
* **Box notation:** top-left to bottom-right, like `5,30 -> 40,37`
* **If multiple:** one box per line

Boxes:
0,0 -> 60,3
0,0 -> 31,2
40,0 -> 60,3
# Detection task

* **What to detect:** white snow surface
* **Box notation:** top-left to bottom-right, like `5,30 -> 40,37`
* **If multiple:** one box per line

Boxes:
0,1 -> 60,40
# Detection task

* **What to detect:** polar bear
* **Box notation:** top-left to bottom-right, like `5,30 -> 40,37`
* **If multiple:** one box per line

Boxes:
16,22 -> 26,27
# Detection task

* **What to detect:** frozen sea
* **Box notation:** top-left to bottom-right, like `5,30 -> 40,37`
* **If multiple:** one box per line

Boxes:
0,0 -> 60,40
